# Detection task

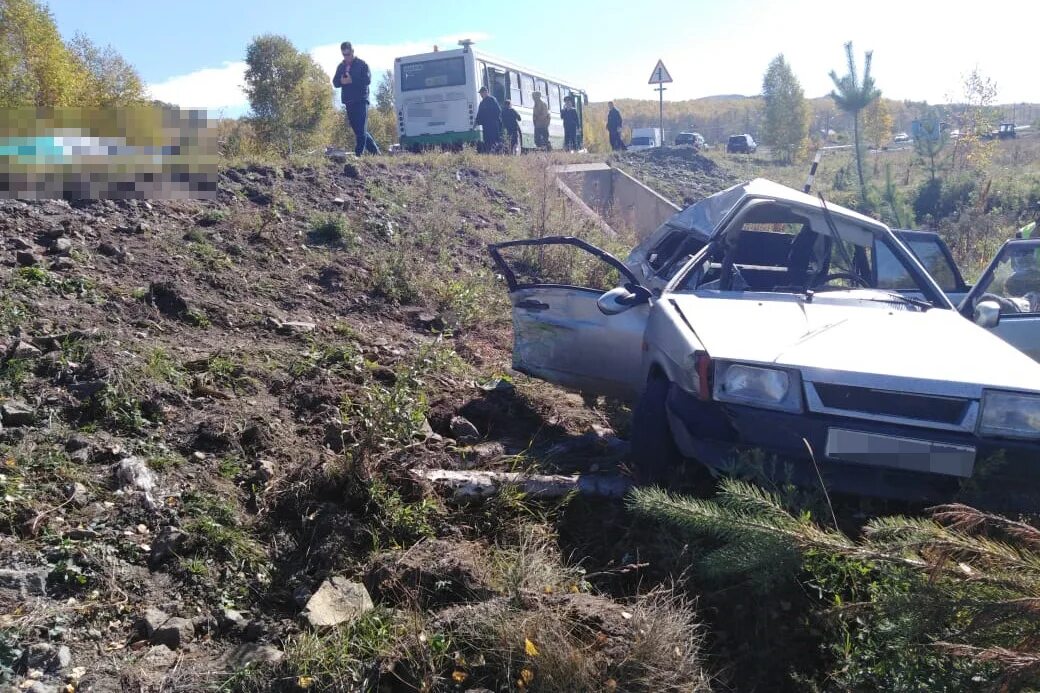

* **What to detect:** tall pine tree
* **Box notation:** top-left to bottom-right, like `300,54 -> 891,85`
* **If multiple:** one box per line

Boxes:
829,41 -> 881,203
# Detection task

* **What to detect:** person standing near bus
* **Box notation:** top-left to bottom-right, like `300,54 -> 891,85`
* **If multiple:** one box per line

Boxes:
475,86 -> 502,153
502,99 -> 522,154
332,42 -> 380,156
532,91 -> 551,150
562,95 -> 579,151
607,101 -> 625,151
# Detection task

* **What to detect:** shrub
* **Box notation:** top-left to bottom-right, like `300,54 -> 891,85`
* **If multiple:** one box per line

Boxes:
308,213 -> 350,246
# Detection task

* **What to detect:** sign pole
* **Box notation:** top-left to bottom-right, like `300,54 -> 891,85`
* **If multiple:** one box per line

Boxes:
658,84 -> 664,141
648,59 -> 673,147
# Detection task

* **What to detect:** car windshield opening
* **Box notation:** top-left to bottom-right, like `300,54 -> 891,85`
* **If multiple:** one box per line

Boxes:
675,202 -> 930,302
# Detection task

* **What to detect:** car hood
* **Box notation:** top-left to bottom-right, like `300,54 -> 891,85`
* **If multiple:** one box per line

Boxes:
669,292 -> 1040,394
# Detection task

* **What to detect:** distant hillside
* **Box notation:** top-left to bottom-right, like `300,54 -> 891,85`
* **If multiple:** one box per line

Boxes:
588,95 -> 1040,147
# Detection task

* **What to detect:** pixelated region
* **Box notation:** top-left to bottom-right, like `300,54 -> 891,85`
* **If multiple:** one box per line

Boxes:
0,106 -> 218,200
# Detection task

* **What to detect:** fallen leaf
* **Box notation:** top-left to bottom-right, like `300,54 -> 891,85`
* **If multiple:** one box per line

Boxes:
518,667 -> 535,687
524,638 -> 539,657
297,675 -> 315,689
451,670 -> 468,683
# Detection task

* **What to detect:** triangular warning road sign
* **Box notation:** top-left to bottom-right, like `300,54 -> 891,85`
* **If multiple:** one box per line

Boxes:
648,59 -> 673,85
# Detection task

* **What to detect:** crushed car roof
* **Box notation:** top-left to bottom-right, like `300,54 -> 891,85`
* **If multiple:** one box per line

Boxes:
653,178 -> 888,245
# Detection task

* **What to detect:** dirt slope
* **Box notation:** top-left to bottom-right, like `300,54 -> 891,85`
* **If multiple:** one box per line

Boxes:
0,153 -> 710,692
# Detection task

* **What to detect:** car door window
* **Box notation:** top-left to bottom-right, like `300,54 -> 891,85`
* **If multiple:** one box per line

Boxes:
973,247 -> 1040,315
489,237 -> 636,293
903,238 -> 960,292
876,242 -> 917,290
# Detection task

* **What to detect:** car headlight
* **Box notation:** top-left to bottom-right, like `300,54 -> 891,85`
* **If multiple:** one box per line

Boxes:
978,390 -> 1040,439
713,362 -> 803,412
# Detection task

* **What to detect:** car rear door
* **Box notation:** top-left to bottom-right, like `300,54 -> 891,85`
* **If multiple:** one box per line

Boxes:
488,236 -> 649,400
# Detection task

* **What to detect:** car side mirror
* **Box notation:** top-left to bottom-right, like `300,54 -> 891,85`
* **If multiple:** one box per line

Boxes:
974,300 -> 1001,329
597,284 -> 650,316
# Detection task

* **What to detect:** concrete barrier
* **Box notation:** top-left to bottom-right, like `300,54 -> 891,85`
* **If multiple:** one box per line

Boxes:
554,162 -> 680,240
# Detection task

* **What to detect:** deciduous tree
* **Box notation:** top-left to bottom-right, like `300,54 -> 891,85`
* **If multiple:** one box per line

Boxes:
244,34 -> 333,155
375,69 -> 394,117
0,0 -> 88,106
862,98 -> 892,151
760,54 -> 808,164
951,68 -> 998,172
68,33 -> 146,106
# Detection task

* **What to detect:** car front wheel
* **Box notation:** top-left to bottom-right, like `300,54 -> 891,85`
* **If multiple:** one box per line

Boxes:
630,375 -> 683,483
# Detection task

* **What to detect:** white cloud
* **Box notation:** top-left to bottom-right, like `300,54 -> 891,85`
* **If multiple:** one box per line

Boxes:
146,32 -> 493,116
146,61 -> 248,112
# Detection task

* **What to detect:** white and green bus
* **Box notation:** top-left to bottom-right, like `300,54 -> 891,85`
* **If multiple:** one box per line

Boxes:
394,41 -> 587,152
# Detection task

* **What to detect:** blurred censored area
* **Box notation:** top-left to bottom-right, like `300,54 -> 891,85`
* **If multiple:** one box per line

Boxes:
0,106 -> 217,200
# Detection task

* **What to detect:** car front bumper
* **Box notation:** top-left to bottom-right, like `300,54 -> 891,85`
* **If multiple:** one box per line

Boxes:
666,385 -> 1040,509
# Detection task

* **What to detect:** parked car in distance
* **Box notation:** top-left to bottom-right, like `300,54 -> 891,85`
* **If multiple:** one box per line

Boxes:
489,179 -> 1040,509
726,134 -> 757,154
893,132 -> 912,143
629,127 -> 662,152
674,132 -> 706,148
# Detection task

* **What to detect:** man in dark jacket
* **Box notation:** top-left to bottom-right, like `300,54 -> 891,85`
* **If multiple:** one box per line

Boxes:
607,101 -> 625,151
561,95 -> 579,151
501,99 -> 521,154
332,41 -> 379,156
475,86 -> 502,153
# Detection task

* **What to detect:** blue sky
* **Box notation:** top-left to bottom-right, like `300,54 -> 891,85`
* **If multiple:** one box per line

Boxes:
47,0 -> 1040,117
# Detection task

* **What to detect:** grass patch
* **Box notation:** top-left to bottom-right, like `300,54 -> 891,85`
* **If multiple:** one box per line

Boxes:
366,478 -> 439,549
182,491 -> 267,575
223,609 -> 444,692
444,588 -> 709,693
308,213 -> 352,246
0,446 -> 86,537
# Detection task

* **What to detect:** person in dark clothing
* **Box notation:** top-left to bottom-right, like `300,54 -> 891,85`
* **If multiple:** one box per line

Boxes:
332,41 -> 380,156
475,86 -> 502,153
561,95 -> 579,151
607,101 -> 625,151
501,99 -> 521,154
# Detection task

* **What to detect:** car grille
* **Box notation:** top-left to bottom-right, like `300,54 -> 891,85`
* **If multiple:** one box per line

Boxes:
812,383 -> 970,425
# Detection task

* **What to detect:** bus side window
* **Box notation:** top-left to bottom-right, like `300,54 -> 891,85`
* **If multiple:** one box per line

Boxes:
521,75 -> 534,105
548,84 -> 560,112
538,80 -> 549,107
510,72 -> 523,105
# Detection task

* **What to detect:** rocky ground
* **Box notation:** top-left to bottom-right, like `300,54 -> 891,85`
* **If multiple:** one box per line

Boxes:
0,152 -> 715,692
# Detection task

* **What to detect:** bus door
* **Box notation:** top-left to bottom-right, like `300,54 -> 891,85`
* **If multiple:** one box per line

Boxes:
573,92 -> 584,147
488,68 -> 508,105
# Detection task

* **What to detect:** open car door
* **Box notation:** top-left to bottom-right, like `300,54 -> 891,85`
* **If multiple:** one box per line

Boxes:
961,238 -> 1040,362
488,236 -> 650,400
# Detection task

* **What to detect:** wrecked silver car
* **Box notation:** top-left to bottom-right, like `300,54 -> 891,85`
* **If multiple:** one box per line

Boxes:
490,179 -> 1040,506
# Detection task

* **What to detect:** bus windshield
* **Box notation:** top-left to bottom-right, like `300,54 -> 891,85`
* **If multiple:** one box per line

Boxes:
400,58 -> 466,91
